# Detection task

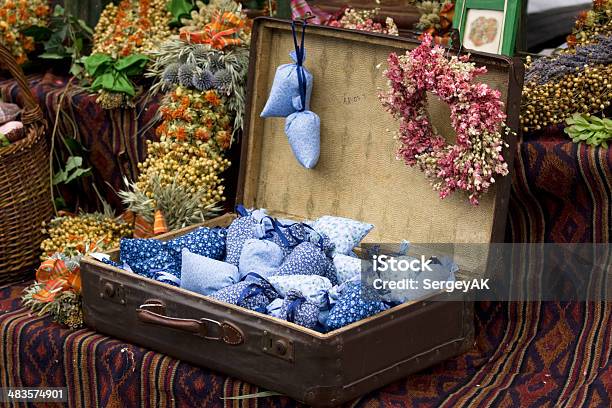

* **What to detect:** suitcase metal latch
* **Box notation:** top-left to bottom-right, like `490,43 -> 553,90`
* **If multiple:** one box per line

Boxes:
98,278 -> 126,305
262,331 -> 294,362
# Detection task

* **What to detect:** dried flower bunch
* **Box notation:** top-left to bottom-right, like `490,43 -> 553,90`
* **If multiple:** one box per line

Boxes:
40,213 -> 133,259
411,1 -> 453,32
567,0 -> 611,48
180,0 -> 251,44
146,1 -> 250,134
0,0 -> 50,64
22,248 -> 97,329
119,175 -> 223,230
23,278 -> 84,329
157,85 -> 233,151
92,0 -> 175,58
521,36 -> 611,131
379,34 -> 510,205
132,138 -> 230,211
328,8 -> 399,36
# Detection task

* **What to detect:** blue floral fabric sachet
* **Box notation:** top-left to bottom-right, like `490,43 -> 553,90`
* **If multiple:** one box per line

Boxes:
166,227 -> 226,262
277,290 -> 320,329
224,208 -> 269,266
260,50 -> 313,118
181,249 -> 239,296
285,108 -> 320,169
264,221 -> 309,257
325,281 -> 388,331
208,274 -> 278,313
273,241 -> 333,279
312,216 -> 374,256
267,274 -> 332,308
238,239 -> 285,279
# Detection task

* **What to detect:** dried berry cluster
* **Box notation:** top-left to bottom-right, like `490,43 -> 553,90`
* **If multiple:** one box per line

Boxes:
135,139 -> 230,206
521,37 -> 611,132
92,0 -> 174,58
40,213 -> 133,259
567,0 -> 611,48
0,0 -> 50,64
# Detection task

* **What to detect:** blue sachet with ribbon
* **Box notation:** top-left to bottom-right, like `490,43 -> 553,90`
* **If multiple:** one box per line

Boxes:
166,227 -> 226,263
273,241 -> 332,278
283,21 -> 320,169
225,206 -> 269,266
260,48 -> 313,118
208,273 -> 278,313
263,217 -> 309,257
238,238 -> 285,279
180,249 -> 240,296
267,274 -> 332,308
274,290 -> 320,329
325,281 -> 388,331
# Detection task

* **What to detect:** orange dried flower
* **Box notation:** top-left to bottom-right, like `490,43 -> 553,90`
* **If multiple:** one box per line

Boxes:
204,90 -> 221,106
195,127 -> 210,141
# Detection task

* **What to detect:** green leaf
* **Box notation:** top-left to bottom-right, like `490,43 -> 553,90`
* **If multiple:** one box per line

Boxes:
111,72 -> 137,96
64,167 -> 92,184
167,0 -> 194,25
54,196 -> 67,211
69,63 -> 83,77
53,5 -> 65,17
114,54 -> 149,76
21,26 -> 53,41
65,156 -> 83,172
84,53 -> 113,77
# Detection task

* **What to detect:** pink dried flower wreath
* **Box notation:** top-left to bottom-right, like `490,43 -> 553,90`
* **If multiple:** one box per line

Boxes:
379,34 -> 511,205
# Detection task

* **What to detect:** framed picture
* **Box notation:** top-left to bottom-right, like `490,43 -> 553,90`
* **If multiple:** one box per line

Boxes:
453,0 -> 521,56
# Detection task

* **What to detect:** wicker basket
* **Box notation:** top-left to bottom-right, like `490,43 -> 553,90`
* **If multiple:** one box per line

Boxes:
0,44 -> 53,283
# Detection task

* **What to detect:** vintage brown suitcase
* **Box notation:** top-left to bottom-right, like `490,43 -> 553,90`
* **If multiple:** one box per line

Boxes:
81,18 -> 523,407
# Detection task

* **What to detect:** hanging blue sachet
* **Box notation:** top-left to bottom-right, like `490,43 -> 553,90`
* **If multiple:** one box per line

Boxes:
284,21 -> 321,169
260,24 -> 313,118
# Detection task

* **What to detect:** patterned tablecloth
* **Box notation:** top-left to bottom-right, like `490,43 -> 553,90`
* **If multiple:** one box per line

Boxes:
0,76 -> 610,407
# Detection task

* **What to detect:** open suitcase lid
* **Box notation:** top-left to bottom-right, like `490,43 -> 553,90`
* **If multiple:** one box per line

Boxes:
238,18 -> 523,271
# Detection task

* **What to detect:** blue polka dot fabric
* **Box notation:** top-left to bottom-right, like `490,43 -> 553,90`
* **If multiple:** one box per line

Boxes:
166,227 -> 226,262
120,239 -> 165,265
312,216 -> 373,256
120,239 -> 180,281
265,221 -> 308,257
325,281 -> 388,331
273,242 -> 330,278
267,274 -> 332,308
225,214 -> 267,266
119,227 -> 227,285
208,276 -> 278,313
278,290 -> 320,329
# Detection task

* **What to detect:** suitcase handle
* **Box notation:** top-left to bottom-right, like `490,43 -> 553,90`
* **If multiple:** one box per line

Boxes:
136,300 -> 244,345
